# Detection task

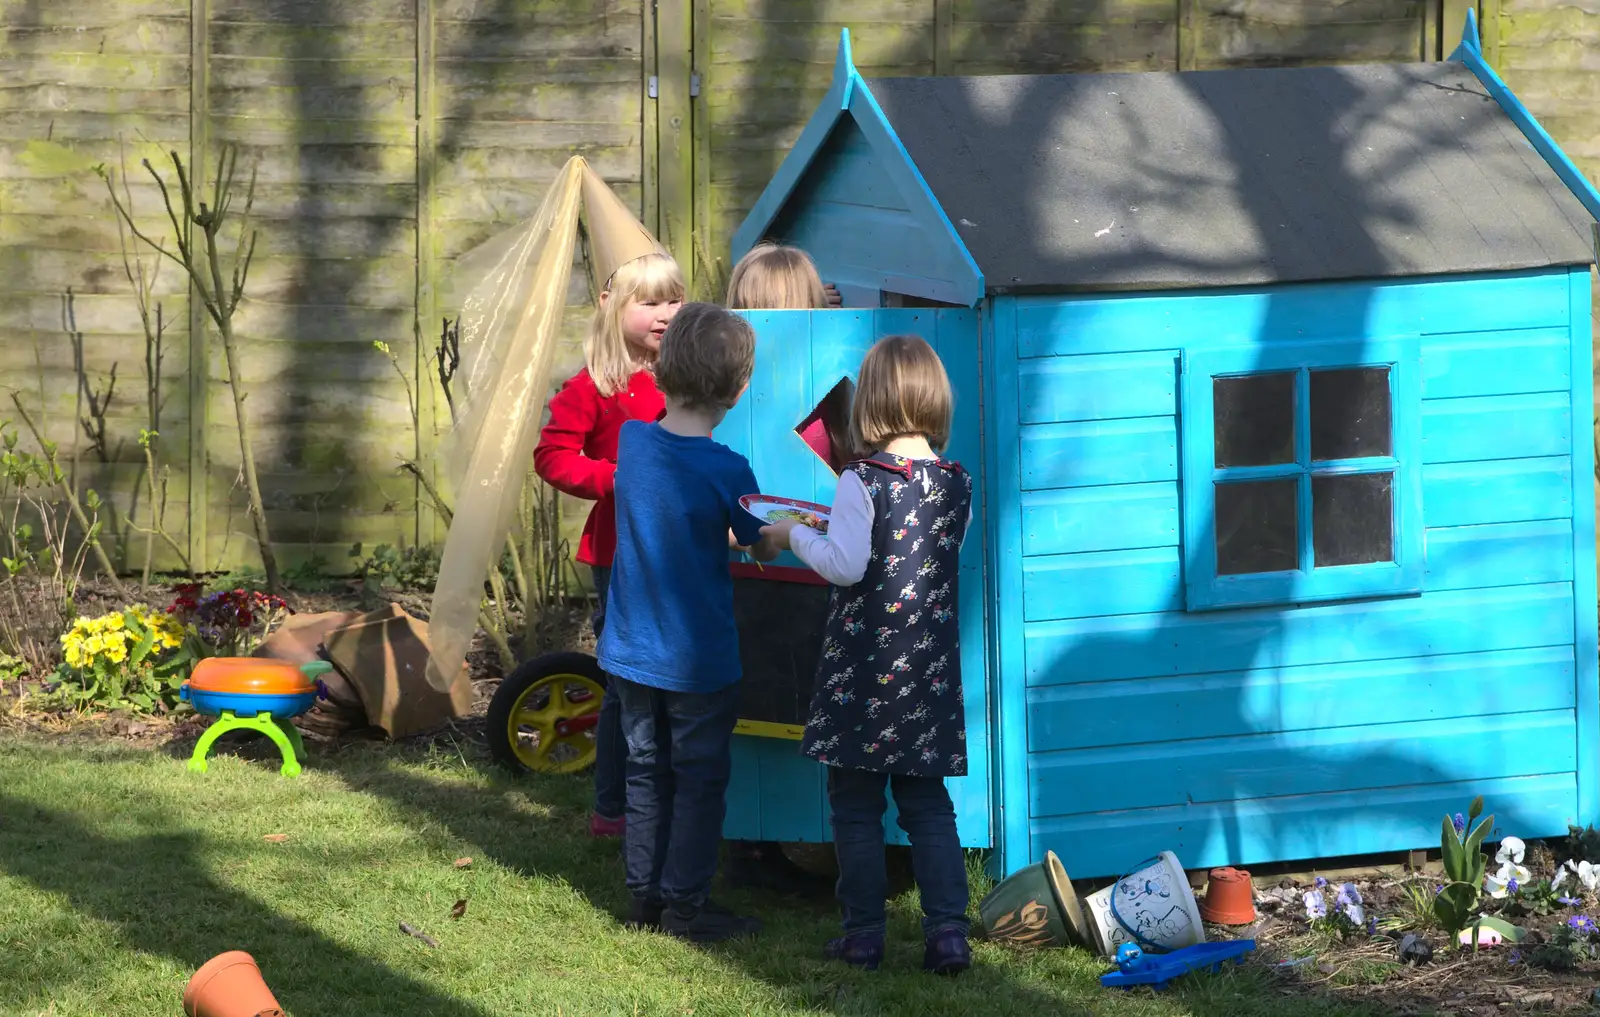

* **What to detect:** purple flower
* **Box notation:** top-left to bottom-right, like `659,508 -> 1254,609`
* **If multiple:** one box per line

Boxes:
1314,876 -> 1328,889
1366,916 -> 1378,936
1507,878 -> 1521,894
1453,813 -> 1467,835
1560,896 -> 1582,906
1568,915 -> 1597,936
1508,949 -> 1522,965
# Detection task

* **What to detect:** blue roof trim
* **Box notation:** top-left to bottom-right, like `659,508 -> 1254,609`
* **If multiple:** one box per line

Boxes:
846,67 -> 986,306
1452,9 -> 1600,224
730,31 -> 855,262
729,31 -> 986,305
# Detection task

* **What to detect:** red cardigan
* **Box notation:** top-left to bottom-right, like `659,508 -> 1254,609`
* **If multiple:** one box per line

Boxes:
534,368 -> 666,568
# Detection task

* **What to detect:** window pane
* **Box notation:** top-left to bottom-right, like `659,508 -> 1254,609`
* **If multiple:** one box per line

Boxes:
1310,368 -> 1391,460
1216,479 -> 1299,575
1312,472 -> 1394,566
1214,372 -> 1295,467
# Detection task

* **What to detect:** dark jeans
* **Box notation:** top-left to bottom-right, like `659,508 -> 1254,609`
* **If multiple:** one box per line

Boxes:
615,676 -> 740,908
590,565 -> 626,819
828,767 -> 970,938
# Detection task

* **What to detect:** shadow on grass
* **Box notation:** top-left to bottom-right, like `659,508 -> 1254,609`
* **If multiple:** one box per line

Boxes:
0,735 -> 1396,1017
0,785 -> 500,1017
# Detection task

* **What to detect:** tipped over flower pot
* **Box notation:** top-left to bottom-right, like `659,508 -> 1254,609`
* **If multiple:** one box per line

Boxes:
1198,867 -> 1256,925
979,850 -> 1091,949
182,951 -> 284,1017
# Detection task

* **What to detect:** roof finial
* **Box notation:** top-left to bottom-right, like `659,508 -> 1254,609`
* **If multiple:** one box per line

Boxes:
1460,7 -> 1481,55
835,28 -> 855,110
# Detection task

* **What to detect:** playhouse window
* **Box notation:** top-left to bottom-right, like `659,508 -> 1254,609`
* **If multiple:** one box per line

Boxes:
1181,339 -> 1422,611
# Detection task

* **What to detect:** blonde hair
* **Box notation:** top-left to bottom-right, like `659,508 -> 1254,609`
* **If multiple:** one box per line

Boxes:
656,303 -> 756,411
725,243 -> 827,310
585,253 -> 685,397
851,335 -> 953,453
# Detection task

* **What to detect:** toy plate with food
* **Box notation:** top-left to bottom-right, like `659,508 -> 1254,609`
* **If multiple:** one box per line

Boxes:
740,495 -> 830,533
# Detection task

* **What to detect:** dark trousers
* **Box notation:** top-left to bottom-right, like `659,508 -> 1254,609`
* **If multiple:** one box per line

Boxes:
828,767 -> 970,938
589,565 -> 626,819
615,676 -> 740,908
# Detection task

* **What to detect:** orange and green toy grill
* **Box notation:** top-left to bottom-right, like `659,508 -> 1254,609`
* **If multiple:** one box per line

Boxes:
180,658 -> 333,777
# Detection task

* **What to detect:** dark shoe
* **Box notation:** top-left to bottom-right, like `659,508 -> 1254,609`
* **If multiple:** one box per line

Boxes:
724,843 -> 833,896
923,927 -> 971,975
824,932 -> 885,971
624,896 -> 664,930
661,900 -> 762,943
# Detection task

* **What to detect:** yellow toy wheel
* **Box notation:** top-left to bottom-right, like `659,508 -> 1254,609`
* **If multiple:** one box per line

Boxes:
486,651 -> 607,774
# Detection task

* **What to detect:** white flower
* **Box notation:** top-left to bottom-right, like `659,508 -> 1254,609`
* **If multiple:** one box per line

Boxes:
1554,864 -> 1570,891
1580,860 -> 1600,892
1484,861 -> 1535,899
1496,837 -> 1526,866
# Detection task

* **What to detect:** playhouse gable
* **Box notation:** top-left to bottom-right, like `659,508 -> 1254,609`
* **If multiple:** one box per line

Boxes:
731,31 -> 983,307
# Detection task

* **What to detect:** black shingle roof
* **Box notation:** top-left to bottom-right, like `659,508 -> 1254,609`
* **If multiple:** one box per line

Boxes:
867,61 -> 1596,292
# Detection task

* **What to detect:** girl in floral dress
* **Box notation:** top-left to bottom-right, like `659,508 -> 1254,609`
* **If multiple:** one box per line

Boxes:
760,334 -> 974,975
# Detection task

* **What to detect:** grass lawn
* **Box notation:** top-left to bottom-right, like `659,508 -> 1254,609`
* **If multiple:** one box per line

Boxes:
0,732 -> 1390,1017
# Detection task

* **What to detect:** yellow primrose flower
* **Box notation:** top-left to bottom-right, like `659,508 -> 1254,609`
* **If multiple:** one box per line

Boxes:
83,635 -> 104,655
105,612 -> 124,630
102,642 -> 127,664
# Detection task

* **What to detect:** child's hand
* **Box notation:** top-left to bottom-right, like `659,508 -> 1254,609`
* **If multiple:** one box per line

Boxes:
760,520 -> 799,551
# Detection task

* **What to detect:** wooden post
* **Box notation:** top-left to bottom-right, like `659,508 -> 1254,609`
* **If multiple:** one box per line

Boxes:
642,0 -> 661,237
415,0 -> 438,544
934,0 -> 954,75
656,0 -> 695,290
1421,0 -> 1439,60
1441,0 -> 1474,57
187,0 -> 210,569
1176,0 -> 1198,71
1480,0 -> 1502,72
692,0 -> 713,295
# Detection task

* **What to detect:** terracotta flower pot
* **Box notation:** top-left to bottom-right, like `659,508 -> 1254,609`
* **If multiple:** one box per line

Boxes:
182,951 -> 285,1017
1199,867 -> 1256,925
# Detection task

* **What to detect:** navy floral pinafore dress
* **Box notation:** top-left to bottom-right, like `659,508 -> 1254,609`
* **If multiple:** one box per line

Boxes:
799,452 -> 973,778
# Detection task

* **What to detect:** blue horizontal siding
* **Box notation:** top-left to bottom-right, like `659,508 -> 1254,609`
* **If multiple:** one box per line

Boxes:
1030,710 -> 1576,816
1024,581 -> 1574,686
1023,517 -> 1575,622
1029,645 -> 1575,752
1018,351 -> 1178,424
1425,457 -> 1573,527
1033,773 -> 1577,880
1015,269 -> 1572,359
1423,327 -> 1572,398
1421,392 -> 1571,464
1021,483 -> 1180,556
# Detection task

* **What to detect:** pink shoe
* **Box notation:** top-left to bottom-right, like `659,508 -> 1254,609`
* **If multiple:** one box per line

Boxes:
589,811 -> 626,838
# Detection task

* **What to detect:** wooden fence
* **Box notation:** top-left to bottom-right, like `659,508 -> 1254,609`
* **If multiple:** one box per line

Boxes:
1,0 -> 1594,574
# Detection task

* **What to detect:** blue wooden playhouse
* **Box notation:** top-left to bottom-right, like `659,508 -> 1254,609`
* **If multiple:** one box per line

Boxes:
716,16 -> 1600,880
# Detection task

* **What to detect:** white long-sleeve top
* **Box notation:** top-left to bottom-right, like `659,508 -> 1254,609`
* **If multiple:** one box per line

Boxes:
789,459 -> 971,587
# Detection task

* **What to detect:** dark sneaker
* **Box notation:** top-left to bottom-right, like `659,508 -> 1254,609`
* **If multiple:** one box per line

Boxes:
661,900 -> 762,943
923,927 -> 971,975
724,842 -> 833,896
624,896 -> 664,931
824,932 -> 885,971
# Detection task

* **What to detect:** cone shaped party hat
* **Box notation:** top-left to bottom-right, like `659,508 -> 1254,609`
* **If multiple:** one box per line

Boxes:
579,161 -> 667,293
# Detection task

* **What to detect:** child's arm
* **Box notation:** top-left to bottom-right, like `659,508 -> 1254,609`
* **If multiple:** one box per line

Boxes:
762,471 -> 872,587
532,377 -> 615,501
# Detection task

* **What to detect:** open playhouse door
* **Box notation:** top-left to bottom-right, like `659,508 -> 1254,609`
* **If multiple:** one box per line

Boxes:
715,308 -> 992,849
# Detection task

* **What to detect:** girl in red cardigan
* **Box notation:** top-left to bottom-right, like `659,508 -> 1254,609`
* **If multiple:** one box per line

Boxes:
534,252 -> 684,837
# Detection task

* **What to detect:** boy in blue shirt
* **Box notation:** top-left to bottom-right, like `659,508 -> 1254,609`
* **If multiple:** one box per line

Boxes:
597,301 -> 779,942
